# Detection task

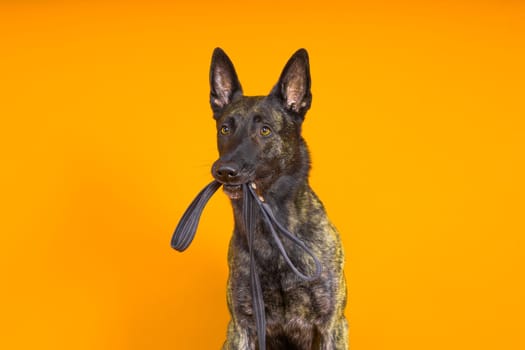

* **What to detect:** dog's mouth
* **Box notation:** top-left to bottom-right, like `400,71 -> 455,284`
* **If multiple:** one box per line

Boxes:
221,174 -> 272,200
223,184 -> 243,200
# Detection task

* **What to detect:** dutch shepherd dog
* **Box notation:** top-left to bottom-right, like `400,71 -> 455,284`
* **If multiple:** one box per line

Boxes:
208,48 -> 348,349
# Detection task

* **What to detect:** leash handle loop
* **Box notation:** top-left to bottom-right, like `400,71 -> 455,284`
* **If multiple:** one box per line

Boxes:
170,180 -> 221,252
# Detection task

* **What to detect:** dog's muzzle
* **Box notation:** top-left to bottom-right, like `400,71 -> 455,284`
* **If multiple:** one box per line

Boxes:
212,161 -> 250,200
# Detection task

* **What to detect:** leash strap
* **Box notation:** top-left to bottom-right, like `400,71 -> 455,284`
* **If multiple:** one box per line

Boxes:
171,181 -> 322,349
171,180 -> 222,252
242,184 -> 266,350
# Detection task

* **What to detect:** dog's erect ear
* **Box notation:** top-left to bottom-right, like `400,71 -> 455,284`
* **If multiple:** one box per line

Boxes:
210,48 -> 243,116
271,48 -> 312,117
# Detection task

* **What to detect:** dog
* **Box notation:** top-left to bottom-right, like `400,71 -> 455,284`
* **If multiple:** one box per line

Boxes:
209,48 -> 348,349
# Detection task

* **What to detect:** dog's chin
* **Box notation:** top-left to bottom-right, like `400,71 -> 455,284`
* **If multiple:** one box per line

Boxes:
222,184 -> 243,200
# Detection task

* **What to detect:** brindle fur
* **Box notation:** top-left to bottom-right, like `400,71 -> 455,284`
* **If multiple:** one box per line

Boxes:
209,48 -> 348,349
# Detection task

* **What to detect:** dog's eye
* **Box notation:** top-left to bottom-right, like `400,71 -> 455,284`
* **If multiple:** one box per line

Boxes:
220,125 -> 231,135
260,126 -> 272,137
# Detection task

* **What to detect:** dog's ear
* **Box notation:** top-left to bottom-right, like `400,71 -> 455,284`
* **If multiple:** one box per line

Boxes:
270,48 -> 312,117
210,48 -> 243,117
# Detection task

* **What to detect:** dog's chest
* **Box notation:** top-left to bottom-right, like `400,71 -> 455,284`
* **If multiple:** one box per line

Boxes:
229,222 -> 334,325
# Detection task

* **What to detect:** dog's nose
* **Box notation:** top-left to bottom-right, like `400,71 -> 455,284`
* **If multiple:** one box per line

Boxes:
214,162 -> 240,183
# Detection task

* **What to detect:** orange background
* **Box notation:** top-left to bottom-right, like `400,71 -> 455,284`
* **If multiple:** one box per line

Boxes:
1,1 -> 524,349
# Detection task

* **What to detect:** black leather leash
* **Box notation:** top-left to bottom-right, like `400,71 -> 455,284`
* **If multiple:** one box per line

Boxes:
171,180 -> 322,349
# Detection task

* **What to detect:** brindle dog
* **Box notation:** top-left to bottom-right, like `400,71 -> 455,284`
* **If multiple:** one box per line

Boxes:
209,48 -> 348,349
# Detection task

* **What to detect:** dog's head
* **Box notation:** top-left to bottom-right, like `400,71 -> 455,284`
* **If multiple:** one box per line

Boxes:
209,48 -> 312,200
